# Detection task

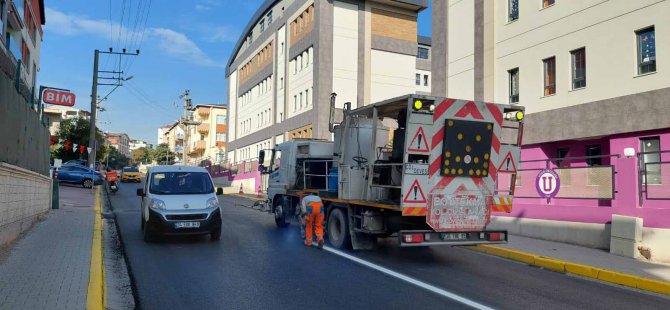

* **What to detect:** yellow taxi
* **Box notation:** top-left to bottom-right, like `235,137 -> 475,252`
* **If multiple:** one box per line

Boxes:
121,167 -> 142,183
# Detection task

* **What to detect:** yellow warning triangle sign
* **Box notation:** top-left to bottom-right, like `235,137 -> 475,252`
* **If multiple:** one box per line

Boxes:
408,126 -> 429,153
403,179 -> 427,203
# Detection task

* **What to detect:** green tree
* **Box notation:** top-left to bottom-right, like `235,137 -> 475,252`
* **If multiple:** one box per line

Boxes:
154,143 -> 176,165
52,117 -> 107,162
131,146 -> 154,165
105,147 -> 130,169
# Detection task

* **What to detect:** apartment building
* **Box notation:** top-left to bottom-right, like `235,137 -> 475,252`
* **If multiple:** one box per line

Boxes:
0,0 -> 45,90
435,0 -> 670,259
157,124 -> 171,146
105,133 -> 130,157
225,0 -> 430,163
163,122 -> 185,158
129,139 -> 149,151
184,104 -> 227,165
43,106 -> 91,136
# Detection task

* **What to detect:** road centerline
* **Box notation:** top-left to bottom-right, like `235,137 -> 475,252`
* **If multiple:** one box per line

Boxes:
323,246 -> 494,310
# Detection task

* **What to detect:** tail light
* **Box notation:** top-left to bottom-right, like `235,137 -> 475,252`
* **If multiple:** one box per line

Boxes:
403,233 -> 424,244
487,232 -> 505,241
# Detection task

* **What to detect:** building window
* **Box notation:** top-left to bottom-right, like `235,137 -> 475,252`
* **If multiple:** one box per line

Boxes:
585,145 -> 602,166
508,68 -> 519,103
423,75 -> 429,86
216,133 -> 226,141
636,26 -> 656,75
415,73 -> 421,86
543,57 -> 556,96
641,137 -> 661,185
305,89 -> 309,106
571,48 -> 586,89
417,47 -> 429,59
0,1 -> 5,37
267,11 -> 273,24
279,112 -> 283,121
543,0 -> 555,8
260,18 -> 265,32
293,95 -> 297,111
509,0 -> 519,22
280,77 -> 284,89
216,115 -> 227,124
556,148 -> 569,167
299,92 -> 303,109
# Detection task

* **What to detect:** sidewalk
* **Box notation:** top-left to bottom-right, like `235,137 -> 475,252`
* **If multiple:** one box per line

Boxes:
500,235 -> 670,282
471,234 -> 670,295
0,185 -> 94,309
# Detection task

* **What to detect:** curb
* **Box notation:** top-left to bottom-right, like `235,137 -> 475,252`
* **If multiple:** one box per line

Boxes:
468,245 -> 670,296
226,192 -> 266,201
86,187 -> 105,310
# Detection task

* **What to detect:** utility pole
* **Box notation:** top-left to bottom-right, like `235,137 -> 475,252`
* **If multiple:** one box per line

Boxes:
87,50 -> 100,168
87,48 -> 140,168
179,90 -> 200,165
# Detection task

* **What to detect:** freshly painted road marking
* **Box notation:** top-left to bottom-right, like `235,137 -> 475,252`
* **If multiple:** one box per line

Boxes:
86,187 -> 105,310
324,246 -> 495,310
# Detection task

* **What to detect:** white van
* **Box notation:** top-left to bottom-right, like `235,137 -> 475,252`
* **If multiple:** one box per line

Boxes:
137,165 -> 223,242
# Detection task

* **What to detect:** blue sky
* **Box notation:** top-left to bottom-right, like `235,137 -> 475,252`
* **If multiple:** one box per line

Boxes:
40,0 -> 431,145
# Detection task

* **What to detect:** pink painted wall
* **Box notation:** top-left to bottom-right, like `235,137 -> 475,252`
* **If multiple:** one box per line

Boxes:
495,128 -> 670,229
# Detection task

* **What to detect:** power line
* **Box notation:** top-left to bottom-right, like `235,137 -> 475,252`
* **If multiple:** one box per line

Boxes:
124,0 -> 153,74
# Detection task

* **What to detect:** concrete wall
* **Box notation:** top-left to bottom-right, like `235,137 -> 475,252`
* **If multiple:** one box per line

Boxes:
0,162 -> 51,248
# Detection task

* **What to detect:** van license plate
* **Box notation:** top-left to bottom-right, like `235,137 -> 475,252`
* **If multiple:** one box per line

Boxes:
175,222 -> 200,229
441,233 -> 467,240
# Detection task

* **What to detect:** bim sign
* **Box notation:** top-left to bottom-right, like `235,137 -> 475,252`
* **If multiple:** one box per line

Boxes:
43,89 -> 76,106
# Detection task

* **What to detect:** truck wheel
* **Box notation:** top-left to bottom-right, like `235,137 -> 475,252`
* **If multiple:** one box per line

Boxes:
274,197 -> 290,228
327,208 -> 351,249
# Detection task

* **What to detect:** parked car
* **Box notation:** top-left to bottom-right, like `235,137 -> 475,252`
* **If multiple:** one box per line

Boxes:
137,166 -> 224,242
121,167 -> 142,183
55,165 -> 103,188
64,160 -> 102,170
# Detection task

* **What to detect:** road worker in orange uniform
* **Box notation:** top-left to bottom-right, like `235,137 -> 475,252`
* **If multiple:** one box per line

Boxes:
301,193 -> 325,248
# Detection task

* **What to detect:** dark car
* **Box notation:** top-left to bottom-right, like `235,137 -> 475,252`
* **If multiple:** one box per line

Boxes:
56,165 -> 103,188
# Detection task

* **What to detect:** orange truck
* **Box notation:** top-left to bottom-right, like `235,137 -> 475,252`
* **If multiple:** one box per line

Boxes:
258,94 -> 525,250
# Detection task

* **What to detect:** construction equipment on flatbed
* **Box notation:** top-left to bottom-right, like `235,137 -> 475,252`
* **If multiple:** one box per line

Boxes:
258,94 -> 525,250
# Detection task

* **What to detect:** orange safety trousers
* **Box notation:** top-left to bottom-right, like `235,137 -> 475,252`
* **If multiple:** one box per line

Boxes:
304,202 -> 324,245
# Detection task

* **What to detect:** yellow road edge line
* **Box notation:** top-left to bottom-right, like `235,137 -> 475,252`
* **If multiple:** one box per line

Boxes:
86,187 -> 105,310
472,245 -> 670,296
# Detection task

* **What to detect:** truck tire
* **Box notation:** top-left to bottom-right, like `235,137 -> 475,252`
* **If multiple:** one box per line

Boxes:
274,196 -> 290,228
327,208 -> 351,249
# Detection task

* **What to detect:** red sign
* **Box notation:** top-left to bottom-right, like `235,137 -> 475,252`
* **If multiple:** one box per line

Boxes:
43,89 -> 76,106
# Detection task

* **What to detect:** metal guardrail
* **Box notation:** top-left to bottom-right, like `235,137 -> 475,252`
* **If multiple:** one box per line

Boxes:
638,150 -> 670,203
508,154 -> 619,201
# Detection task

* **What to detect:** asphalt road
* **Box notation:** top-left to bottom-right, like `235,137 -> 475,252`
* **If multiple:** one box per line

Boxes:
109,183 -> 669,309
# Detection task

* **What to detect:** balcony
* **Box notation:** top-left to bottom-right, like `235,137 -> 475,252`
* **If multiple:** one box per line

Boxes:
195,140 -> 206,151
197,123 -> 210,134
197,107 -> 210,117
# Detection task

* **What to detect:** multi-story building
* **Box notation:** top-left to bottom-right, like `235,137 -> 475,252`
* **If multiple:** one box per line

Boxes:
184,104 -> 227,166
129,139 -> 149,151
43,106 -> 91,136
225,0 -> 430,163
433,0 -> 670,259
157,124 -> 171,146
164,121 -> 185,159
0,0 -> 45,90
105,133 -> 130,157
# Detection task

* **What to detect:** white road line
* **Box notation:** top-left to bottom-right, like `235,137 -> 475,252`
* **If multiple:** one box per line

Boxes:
323,246 -> 495,310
